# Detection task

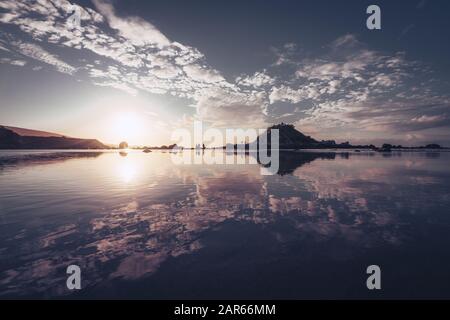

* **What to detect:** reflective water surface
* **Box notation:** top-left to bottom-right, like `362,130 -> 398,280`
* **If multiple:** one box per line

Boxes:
0,150 -> 450,299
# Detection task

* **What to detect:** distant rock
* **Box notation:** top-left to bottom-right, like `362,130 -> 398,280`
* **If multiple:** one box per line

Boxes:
254,123 -> 321,149
119,141 -> 129,149
0,126 -> 108,149
255,123 -> 380,150
267,123 -> 319,149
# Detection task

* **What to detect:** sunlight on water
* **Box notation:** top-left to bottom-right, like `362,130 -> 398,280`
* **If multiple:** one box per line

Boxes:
117,156 -> 138,184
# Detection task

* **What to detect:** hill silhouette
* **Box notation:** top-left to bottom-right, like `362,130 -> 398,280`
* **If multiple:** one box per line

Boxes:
262,123 -> 319,149
3,126 -> 66,138
0,126 -> 107,149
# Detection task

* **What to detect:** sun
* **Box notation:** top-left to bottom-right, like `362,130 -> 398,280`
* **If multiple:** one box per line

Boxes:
112,112 -> 144,145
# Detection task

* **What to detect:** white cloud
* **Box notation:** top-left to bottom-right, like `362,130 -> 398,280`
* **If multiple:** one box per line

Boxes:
151,65 -> 182,79
10,59 -> 27,66
269,85 -> 321,104
236,71 -> 275,87
195,87 -> 268,128
295,59 -> 369,82
12,41 -> 75,74
269,86 -> 305,104
325,80 -> 341,94
0,57 -> 27,66
370,74 -> 395,87
183,64 -> 225,83
330,34 -> 360,50
92,0 -> 170,48
0,0 -> 233,104
93,81 -> 138,96
411,115 -> 446,123
0,42 -> 10,52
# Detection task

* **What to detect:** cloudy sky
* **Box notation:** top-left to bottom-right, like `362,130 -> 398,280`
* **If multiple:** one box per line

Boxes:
0,0 -> 449,146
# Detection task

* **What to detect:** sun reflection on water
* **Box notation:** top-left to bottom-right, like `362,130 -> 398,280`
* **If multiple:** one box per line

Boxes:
117,153 -> 138,183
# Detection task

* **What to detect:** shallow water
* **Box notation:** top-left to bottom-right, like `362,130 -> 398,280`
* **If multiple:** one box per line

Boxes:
0,150 -> 449,299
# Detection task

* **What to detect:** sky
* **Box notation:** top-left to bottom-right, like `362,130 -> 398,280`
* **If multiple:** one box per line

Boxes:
0,0 -> 450,146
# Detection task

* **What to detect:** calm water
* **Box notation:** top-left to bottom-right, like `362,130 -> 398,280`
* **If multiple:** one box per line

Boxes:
0,150 -> 450,299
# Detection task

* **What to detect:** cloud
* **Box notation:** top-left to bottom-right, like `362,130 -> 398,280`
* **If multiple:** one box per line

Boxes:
0,0 -> 246,112
269,85 -> 319,104
195,87 -> 268,128
92,0 -> 170,48
12,41 -> 75,74
329,34 -> 361,50
251,34 -> 450,143
0,42 -> 10,52
400,24 -> 415,38
294,50 -> 380,82
369,74 -> 395,87
151,63 -> 182,79
9,59 -> 27,66
236,71 -> 275,87
93,80 -> 138,96
0,1 -> 449,144
183,64 -> 225,83
411,114 -> 447,123
0,57 -> 27,66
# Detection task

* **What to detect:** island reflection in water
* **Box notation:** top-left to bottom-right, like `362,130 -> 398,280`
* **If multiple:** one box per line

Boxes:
0,150 -> 450,299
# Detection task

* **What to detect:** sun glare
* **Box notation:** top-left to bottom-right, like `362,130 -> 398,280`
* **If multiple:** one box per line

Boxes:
118,159 -> 137,183
112,112 -> 144,145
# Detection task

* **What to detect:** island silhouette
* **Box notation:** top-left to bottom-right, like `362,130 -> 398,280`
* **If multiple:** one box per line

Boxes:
0,126 -> 107,149
0,123 -> 444,151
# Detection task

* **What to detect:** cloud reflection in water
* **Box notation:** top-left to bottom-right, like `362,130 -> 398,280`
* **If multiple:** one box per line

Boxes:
0,150 -> 449,297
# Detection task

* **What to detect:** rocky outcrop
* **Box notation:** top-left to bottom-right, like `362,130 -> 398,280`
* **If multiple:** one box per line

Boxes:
0,126 -> 108,149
